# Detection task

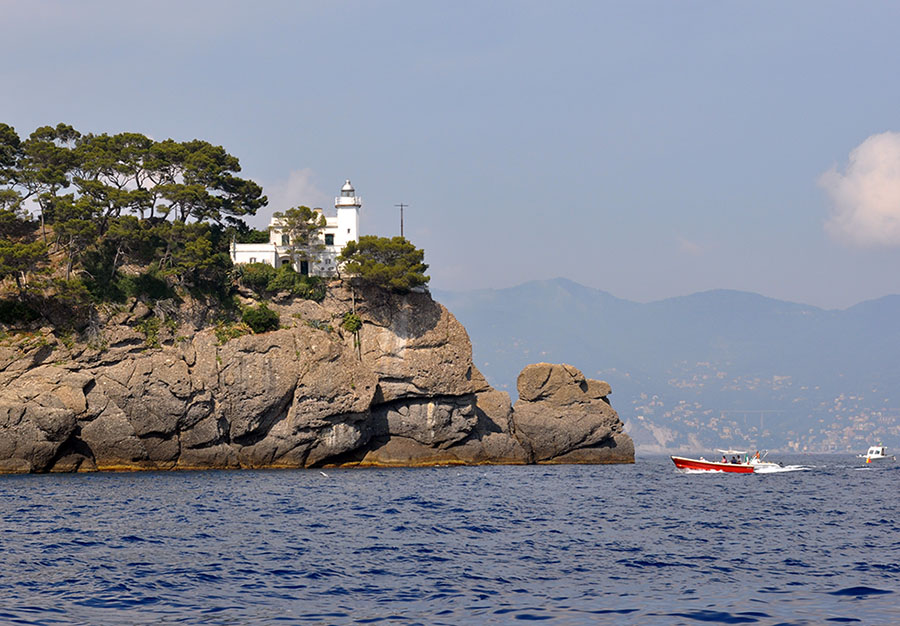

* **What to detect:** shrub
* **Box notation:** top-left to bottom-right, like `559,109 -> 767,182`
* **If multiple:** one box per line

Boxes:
266,265 -> 326,301
266,264 -> 300,292
83,262 -> 173,303
297,276 -> 326,301
237,262 -> 277,294
242,303 -> 280,333
0,298 -> 40,325
119,269 -> 173,301
214,320 -> 252,344
306,319 -> 334,333
33,278 -> 94,329
341,311 -> 362,333
136,317 -> 161,348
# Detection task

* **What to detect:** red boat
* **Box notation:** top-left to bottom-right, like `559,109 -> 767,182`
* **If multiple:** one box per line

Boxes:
671,449 -> 779,474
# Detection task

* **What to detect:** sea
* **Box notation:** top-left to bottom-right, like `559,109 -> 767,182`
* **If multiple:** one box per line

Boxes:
1,455 -> 898,625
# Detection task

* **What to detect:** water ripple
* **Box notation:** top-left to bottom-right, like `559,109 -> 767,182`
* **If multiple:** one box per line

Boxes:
0,456 -> 898,623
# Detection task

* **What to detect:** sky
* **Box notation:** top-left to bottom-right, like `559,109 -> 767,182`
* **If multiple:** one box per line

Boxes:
3,0 -> 900,309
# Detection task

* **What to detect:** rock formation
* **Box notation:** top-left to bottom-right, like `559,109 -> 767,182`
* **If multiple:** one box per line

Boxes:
513,363 -> 633,463
0,283 -> 634,473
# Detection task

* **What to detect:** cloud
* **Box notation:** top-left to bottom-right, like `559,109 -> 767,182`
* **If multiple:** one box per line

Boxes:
264,169 -> 330,212
821,131 -> 900,247
676,234 -> 703,256
243,169 -> 331,229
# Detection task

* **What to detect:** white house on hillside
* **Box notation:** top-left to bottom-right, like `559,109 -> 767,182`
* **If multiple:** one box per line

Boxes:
230,179 -> 361,276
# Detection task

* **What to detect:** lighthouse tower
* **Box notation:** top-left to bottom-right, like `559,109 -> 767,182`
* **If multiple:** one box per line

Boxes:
335,179 -> 361,249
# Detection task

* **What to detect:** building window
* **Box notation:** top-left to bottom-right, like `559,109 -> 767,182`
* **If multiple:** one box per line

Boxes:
347,228 -> 350,234
325,233 -> 334,246
249,257 -> 256,263
281,234 -> 290,246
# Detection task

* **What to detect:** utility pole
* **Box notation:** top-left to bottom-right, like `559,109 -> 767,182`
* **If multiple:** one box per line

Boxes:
395,203 -> 407,238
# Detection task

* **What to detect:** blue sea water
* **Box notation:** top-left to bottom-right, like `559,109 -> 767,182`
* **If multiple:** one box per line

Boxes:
0,455 -> 898,625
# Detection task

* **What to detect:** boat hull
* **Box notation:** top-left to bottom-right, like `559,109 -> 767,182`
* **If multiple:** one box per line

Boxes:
671,456 -> 755,473
859,446 -> 895,463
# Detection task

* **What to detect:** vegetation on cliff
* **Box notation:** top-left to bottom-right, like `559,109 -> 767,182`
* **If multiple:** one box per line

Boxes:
338,235 -> 430,293
0,122 -> 429,332
0,123 -> 264,323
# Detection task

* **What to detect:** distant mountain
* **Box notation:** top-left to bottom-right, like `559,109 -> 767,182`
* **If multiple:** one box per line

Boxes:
433,279 -> 900,454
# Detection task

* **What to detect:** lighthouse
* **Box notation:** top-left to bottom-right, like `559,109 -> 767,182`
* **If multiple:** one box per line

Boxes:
335,179 -> 361,250
230,179 -> 363,277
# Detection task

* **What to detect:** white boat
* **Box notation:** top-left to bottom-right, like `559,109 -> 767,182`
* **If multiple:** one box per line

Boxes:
859,445 -> 895,463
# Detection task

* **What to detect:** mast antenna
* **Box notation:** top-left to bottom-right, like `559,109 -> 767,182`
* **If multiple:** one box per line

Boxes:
395,203 -> 408,238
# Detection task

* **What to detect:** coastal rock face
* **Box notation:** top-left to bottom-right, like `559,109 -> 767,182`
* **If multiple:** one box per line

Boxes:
0,283 -> 633,473
513,363 -> 634,464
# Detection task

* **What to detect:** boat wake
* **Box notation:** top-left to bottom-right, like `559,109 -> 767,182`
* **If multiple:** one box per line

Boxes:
752,464 -> 809,474
678,464 -> 809,475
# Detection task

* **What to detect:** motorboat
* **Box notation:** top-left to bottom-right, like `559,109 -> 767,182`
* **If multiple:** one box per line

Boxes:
859,445 -> 895,463
671,449 -> 782,474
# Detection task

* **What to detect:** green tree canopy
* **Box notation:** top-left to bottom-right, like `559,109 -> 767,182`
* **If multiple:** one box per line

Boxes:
0,203 -> 46,292
338,235 -> 429,292
0,123 -> 22,185
71,134 -> 267,225
0,240 -> 48,292
0,122 -> 270,308
16,124 -> 81,239
271,206 -> 326,266
3,124 -> 267,233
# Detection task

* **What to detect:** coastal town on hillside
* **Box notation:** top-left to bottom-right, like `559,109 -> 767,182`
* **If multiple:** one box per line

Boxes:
618,363 -> 900,454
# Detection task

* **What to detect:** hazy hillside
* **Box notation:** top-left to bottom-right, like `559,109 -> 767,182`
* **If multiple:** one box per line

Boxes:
434,279 -> 900,454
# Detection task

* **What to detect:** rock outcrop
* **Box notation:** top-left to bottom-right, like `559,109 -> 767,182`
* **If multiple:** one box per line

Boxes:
513,363 -> 634,463
0,283 -> 634,473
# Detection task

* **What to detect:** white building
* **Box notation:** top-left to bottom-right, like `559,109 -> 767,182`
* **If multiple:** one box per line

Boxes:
230,179 -> 361,276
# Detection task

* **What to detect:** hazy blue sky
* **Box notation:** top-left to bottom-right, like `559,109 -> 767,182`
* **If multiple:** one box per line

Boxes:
3,0 -> 900,309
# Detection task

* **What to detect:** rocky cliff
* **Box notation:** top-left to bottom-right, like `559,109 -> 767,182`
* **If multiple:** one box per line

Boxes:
0,284 -> 633,473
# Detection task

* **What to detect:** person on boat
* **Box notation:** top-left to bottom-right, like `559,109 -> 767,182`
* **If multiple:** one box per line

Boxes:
730,456 -> 739,464
721,455 -> 727,463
